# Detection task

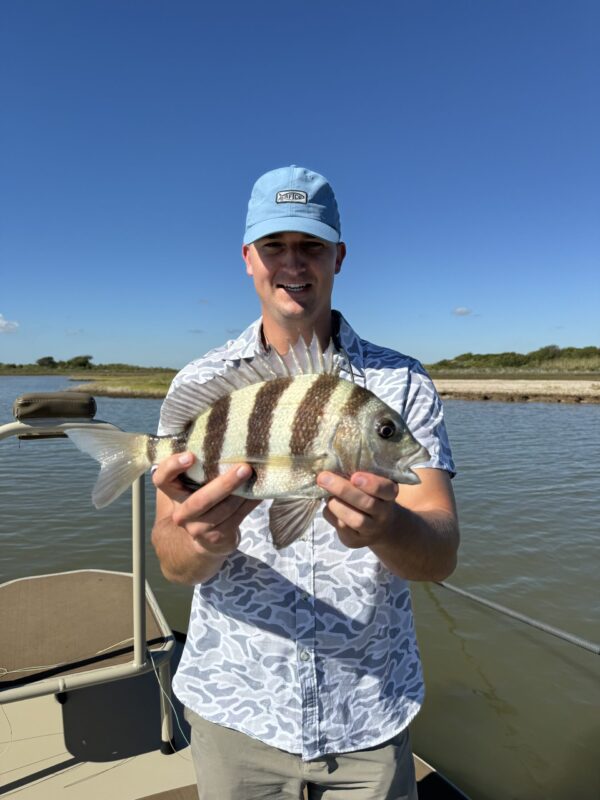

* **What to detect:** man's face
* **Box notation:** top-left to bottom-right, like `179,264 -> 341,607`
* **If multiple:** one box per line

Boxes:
242,231 -> 345,329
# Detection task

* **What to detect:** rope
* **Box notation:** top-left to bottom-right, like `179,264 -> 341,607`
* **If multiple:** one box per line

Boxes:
435,581 -> 600,655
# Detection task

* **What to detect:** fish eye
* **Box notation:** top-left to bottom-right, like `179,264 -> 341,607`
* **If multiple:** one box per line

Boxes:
376,419 -> 396,439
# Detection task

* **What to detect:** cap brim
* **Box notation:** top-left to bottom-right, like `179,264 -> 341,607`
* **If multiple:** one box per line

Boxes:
243,217 -> 340,245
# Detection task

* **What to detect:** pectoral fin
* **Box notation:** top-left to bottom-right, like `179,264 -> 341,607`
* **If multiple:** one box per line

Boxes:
269,498 -> 322,549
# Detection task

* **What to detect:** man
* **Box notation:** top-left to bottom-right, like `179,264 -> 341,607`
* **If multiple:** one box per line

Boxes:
152,165 -> 459,800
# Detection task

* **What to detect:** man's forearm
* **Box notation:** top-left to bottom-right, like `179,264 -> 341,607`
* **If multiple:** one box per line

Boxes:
151,516 -> 227,585
370,506 -> 459,582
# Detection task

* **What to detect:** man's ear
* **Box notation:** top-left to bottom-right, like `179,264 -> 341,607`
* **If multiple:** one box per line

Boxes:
242,244 -> 254,276
335,242 -> 346,275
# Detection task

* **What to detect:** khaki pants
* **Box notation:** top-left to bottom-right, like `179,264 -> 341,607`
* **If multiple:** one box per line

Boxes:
184,707 -> 418,800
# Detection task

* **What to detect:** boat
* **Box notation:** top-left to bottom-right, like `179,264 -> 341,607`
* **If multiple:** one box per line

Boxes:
0,392 -> 469,799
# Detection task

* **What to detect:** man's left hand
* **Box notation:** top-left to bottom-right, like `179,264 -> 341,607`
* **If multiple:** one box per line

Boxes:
317,467 -> 459,581
316,471 -> 400,549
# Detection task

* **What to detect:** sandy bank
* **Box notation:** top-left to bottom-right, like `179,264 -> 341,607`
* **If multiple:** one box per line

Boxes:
432,378 -> 600,403
70,377 -> 600,404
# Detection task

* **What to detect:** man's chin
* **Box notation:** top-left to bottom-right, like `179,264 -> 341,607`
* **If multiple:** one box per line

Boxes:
276,296 -> 312,317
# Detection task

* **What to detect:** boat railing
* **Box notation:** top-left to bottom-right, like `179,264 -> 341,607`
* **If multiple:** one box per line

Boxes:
436,581 -> 600,655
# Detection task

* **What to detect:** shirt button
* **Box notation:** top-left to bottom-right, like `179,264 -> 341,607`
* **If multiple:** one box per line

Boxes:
299,649 -> 311,662
302,593 -> 309,601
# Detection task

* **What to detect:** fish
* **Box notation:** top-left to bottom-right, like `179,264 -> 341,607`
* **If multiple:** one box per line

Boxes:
66,336 -> 430,549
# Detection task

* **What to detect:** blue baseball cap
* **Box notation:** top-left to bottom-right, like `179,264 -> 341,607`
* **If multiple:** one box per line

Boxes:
243,165 -> 341,245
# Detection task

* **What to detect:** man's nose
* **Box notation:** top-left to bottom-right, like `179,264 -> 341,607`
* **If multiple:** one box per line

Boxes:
284,245 -> 307,268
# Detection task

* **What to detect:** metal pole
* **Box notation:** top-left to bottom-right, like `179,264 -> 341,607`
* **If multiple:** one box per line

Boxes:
132,476 -> 146,667
158,658 -> 175,753
436,581 -> 600,655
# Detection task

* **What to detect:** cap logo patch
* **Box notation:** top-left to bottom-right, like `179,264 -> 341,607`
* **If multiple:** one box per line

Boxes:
276,190 -> 308,204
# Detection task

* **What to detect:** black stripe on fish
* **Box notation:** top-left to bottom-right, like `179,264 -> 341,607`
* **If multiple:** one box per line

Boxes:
246,378 -> 294,459
341,383 -> 372,418
146,436 -> 157,464
146,431 -> 187,465
290,373 -> 339,456
203,394 -> 231,481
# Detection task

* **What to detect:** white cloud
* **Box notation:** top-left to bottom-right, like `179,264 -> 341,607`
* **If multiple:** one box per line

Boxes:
0,313 -> 19,333
452,307 -> 472,316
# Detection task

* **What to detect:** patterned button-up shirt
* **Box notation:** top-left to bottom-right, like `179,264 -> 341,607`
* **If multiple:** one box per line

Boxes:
158,312 -> 455,759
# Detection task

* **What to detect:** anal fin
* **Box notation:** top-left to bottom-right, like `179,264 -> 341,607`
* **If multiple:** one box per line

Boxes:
269,498 -> 322,549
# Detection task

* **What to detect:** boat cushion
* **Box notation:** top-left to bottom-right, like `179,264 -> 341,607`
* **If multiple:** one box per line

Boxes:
13,392 -> 97,420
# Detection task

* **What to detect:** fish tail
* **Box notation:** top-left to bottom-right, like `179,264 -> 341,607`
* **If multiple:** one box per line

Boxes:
66,427 -> 153,508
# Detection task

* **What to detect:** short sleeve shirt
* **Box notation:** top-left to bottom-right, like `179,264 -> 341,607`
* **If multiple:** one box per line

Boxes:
159,312 -> 455,760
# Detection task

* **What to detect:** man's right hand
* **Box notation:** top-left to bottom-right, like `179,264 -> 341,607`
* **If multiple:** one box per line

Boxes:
151,453 -> 260,581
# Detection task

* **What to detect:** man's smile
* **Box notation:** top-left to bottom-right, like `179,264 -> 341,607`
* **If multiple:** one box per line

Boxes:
277,282 -> 311,293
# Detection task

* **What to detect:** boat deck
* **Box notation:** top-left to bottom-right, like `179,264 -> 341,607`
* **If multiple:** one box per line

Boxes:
1,638 -> 467,799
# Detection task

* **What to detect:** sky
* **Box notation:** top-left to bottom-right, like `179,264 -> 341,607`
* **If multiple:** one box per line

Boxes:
1,0 -> 599,368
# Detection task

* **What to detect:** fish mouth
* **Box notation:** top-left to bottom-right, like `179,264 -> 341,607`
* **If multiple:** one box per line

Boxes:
406,444 -> 430,467
392,445 -> 430,485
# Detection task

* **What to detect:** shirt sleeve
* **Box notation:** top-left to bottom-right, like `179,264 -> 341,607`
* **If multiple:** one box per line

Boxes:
401,364 -> 456,476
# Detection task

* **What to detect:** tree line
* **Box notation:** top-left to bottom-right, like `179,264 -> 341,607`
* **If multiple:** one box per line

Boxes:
36,355 -> 94,368
428,344 -> 600,371
0,355 -> 171,372
2,345 -> 598,374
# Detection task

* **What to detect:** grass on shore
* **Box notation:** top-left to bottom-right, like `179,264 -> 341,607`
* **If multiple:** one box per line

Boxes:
67,372 -> 176,398
426,346 -> 600,373
69,370 -> 600,401
3,367 -> 600,401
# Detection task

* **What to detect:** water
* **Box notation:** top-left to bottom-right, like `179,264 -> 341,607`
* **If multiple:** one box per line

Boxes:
410,400 -> 600,800
1,377 -> 599,799
0,376 -> 194,630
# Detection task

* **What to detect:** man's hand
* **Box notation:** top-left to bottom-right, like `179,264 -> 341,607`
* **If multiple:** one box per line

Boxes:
317,471 -> 400,549
151,453 -> 260,583
317,468 -> 459,581
153,453 -> 260,555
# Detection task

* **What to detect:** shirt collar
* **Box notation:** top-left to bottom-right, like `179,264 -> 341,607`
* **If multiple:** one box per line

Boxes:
221,317 -> 264,361
221,311 -> 366,379
333,310 -> 365,374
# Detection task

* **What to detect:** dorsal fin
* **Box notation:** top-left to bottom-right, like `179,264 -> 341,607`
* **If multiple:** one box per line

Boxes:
160,333 -> 341,432
275,333 -> 339,378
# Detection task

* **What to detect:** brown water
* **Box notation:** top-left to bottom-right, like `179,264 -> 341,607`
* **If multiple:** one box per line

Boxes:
1,376 -> 599,799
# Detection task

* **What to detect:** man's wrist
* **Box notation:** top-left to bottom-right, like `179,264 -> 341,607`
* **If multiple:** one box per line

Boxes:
368,505 -> 412,573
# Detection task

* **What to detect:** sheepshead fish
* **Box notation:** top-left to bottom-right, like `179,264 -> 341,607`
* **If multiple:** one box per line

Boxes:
66,337 -> 429,548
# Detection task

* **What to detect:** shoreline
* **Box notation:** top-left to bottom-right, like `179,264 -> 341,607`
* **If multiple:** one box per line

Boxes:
432,378 -> 600,404
63,377 -> 600,404
3,372 -> 598,404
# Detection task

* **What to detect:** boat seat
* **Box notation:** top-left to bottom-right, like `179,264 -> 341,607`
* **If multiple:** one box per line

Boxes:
13,391 -> 97,420
12,391 -> 97,438
0,571 -> 172,690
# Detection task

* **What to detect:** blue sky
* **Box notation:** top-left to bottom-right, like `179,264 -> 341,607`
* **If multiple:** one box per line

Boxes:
1,0 -> 598,368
